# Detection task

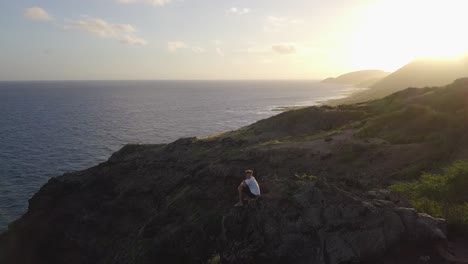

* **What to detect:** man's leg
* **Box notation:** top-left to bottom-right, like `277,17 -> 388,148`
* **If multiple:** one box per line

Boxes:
238,185 -> 244,203
235,185 -> 245,207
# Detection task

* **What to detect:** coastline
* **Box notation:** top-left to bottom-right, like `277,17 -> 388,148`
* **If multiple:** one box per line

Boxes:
272,83 -> 369,112
0,80 -> 362,232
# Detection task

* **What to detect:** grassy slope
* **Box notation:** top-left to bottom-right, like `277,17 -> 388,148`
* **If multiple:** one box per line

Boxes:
224,78 -> 468,147
217,78 -> 468,180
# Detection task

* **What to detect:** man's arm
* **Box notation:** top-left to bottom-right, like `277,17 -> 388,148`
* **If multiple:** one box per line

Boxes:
238,181 -> 246,190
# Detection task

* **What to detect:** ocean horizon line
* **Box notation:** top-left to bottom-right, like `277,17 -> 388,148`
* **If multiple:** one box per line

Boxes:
0,79 -> 324,83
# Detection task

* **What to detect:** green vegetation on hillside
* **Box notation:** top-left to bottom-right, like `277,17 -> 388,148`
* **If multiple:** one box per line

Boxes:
356,79 -> 468,154
390,160 -> 468,233
220,106 -> 366,143
223,78 -> 468,156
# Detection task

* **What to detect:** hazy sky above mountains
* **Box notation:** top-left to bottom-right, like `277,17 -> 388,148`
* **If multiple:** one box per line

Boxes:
1,0 -> 467,80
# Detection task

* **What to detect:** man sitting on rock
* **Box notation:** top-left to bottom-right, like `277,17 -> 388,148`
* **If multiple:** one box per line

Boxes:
235,169 -> 261,207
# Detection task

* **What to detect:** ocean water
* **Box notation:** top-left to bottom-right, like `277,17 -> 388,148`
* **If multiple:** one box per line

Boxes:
0,80 -> 355,231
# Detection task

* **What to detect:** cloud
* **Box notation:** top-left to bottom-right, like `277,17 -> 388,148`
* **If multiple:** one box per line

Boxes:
264,16 -> 302,32
227,7 -> 250,15
23,7 -> 52,21
66,18 -> 135,37
238,45 -> 270,54
216,47 -> 225,57
65,17 -> 147,45
272,44 -> 296,54
115,0 -> 172,6
168,41 -> 205,53
120,35 -> 148,46
168,41 -> 187,52
212,40 -> 225,56
191,47 -> 205,53
212,39 -> 223,45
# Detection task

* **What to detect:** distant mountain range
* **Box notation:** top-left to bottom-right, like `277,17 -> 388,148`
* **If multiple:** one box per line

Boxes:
321,70 -> 390,87
329,56 -> 468,105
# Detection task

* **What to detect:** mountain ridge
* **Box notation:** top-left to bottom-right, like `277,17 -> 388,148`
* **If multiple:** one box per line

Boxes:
321,69 -> 390,87
329,57 -> 468,105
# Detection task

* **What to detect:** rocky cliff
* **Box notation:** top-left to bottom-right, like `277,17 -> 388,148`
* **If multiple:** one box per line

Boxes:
3,79 -> 468,264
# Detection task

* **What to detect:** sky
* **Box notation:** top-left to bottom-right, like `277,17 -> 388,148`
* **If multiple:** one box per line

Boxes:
1,0 -> 467,80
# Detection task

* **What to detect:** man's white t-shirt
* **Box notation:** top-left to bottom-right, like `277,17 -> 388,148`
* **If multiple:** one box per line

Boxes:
244,177 -> 261,196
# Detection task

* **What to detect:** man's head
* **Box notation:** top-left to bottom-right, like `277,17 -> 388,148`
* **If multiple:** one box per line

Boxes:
245,169 -> 253,178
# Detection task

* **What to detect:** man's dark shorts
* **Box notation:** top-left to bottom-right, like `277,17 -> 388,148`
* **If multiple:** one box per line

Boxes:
243,187 -> 258,199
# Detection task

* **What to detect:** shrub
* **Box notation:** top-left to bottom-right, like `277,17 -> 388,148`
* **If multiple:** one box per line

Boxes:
390,160 -> 468,233
294,173 -> 318,181
207,254 -> 221,264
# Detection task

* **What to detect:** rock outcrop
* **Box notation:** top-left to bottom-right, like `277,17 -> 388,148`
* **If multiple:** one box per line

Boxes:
0,137 -> 454,264
221,181 -> 447,264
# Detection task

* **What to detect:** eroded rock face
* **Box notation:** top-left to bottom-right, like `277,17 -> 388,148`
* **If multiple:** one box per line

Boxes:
0,138 -> 450,264
221,182 -> 446,264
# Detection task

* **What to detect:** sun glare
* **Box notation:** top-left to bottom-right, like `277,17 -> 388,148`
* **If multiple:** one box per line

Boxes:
348,0 -> 468,71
